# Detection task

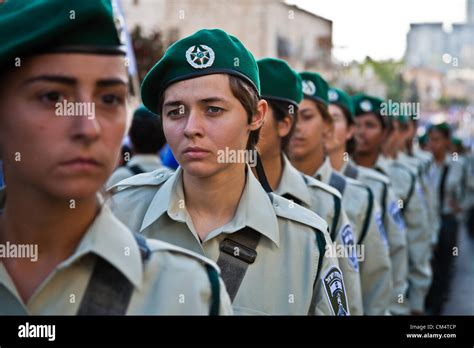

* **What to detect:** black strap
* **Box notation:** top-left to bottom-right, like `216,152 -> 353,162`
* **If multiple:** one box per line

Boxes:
403,171 -> 416,212
308,230 -> 327,315
255,152 -> 273,193
329,172 -> 347,196
439,165 -> 449,214
216,227 -> 261,302
77,234 -> 150,315
331,195 -> 341,242
205,264 -> 220,316
359,187 -> 374,244
128,165 -> 144,175
343,163 -> 359,179
381,182 -> 388,225
282,193 -> 303,206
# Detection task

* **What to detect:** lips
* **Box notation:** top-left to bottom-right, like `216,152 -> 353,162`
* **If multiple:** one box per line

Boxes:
59,157 -> 102,171
182,146 -> 210,160
290,137 -> 306,145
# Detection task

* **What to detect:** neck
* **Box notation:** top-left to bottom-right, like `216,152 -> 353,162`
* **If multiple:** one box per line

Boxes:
182,163 -> 246,238
328,146 -> 346,171
257,150 -> 283,191
290,146 -> 325,176
434,151 -> 446,164
0,183 -> 98,261
353,149 -> 379,168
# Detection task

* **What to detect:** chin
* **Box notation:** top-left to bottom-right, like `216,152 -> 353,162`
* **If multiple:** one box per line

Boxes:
288,148 -> 308,161
46,179 -> 105,201
181,161 -> 220,178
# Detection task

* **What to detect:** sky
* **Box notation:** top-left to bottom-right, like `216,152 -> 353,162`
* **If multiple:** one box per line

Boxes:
288,0 -> 467,62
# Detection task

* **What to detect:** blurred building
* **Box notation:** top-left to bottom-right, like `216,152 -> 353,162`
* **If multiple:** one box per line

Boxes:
405,0 -> 474,72
403,0 -> 474,114
121,0 -> 333,70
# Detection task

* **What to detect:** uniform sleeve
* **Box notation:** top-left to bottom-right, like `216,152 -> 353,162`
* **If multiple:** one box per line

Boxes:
312,232 -> 349,316
334,209 -> 364,315
384,188 -> 409,315
403,179 -> 433,313
359,202 -> 393,315
419,174 -> 441,247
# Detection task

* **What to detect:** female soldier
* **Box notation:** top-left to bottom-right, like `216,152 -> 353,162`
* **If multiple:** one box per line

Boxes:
324,87 -> 394,315
0,0 -> 231,315
287,73 -> 403,315
255,58 -> 361,315
109,29 -> 345,315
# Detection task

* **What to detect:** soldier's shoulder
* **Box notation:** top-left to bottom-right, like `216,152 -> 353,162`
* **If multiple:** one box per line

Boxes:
303,174 -> 342,199
344,176 -> 371,196
270,193 -> 329,233
356,166 -> 391,185
108,168 -> 174,194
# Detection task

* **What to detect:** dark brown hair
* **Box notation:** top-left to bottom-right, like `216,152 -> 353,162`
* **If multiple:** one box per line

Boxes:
266,99 -> 297,151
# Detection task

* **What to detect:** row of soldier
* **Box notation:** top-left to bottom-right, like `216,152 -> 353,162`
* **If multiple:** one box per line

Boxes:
1,0 -> 472,316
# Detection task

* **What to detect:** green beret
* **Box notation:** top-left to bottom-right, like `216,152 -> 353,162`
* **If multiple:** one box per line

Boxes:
429,121 -> 450,133
141,29 -> 260,114
352,93 -> 384,116
451,136 -> 462,146
418,133 -> 428,145
299,72 -> 329,105
0,0 -> 125,69
133,104 -> 158,120
397,114 -> 409,124
328,87 -> 354,120
257,58 -> 302,108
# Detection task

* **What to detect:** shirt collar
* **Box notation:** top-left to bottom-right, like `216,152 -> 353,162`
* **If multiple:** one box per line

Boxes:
127,154 -> 162,167
0,189 -> 143,290
339,160 -> 349,174
313,157 -> 333,184
375,154 -> 391,175
275,155 -> 312,208
141,166 -> 280,247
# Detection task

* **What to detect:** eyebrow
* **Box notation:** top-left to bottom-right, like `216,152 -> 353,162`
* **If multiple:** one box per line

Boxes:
163,97 -> 229,108
22,75 -> 128,88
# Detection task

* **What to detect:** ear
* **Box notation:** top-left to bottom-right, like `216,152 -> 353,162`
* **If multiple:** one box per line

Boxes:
278,115 -> 294,138
346,124 -> 355,141
322,117 -> 334,141
249,99 -> 268,131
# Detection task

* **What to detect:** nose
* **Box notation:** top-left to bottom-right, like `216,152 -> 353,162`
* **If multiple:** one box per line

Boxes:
293,114 -> 303,135
69,97 -> 100,146
183,108 -> 204,140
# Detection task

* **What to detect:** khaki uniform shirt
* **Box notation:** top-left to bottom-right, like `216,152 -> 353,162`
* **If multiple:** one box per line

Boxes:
391,155 -> 433,313
108,166 -> 347,315
317,158 -> 393,314
426,154 -> 465,216
275,155 -> 363,315
0,189 -> 232,315
352,157 -> 409,315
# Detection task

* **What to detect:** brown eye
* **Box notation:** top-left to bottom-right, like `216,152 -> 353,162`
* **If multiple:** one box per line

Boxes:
40,91 -> 64,104
102,94 -> 124,106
